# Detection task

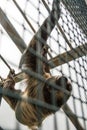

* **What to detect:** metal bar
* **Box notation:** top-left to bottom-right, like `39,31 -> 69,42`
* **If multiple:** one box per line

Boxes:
12,0 -> 36,33
49,43 -> 87,68
0,8 -> 26,53
0,55 -> 12,71
62,104 -> 84,130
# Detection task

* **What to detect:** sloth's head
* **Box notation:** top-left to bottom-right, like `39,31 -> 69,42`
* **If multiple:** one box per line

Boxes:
43,76 -> 72,108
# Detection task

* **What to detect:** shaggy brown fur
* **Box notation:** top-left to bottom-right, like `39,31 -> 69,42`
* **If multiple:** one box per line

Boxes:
2,1 -> 72,130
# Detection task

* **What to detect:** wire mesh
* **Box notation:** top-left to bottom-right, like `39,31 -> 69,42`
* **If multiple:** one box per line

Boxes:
0,0 -> 87,130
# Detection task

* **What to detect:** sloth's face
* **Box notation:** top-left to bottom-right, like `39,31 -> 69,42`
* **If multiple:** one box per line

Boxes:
43,76 -> 72,107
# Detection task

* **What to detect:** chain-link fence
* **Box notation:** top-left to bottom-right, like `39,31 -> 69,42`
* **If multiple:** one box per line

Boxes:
0,0 -> 87,130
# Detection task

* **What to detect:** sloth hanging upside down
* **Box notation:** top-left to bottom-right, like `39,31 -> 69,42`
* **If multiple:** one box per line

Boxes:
2,0 -> 72,130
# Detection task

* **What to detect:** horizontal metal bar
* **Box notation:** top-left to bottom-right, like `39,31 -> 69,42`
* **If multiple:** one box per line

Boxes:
49,43 -> 87,68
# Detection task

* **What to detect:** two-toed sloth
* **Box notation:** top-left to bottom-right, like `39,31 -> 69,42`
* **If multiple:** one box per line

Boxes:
2,0 -> 72,130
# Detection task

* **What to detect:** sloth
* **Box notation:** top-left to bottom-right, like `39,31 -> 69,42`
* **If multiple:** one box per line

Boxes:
2,0 -> 72,130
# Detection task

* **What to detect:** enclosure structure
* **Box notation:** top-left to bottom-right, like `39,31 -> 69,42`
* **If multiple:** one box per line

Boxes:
0,0 -> 87,130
